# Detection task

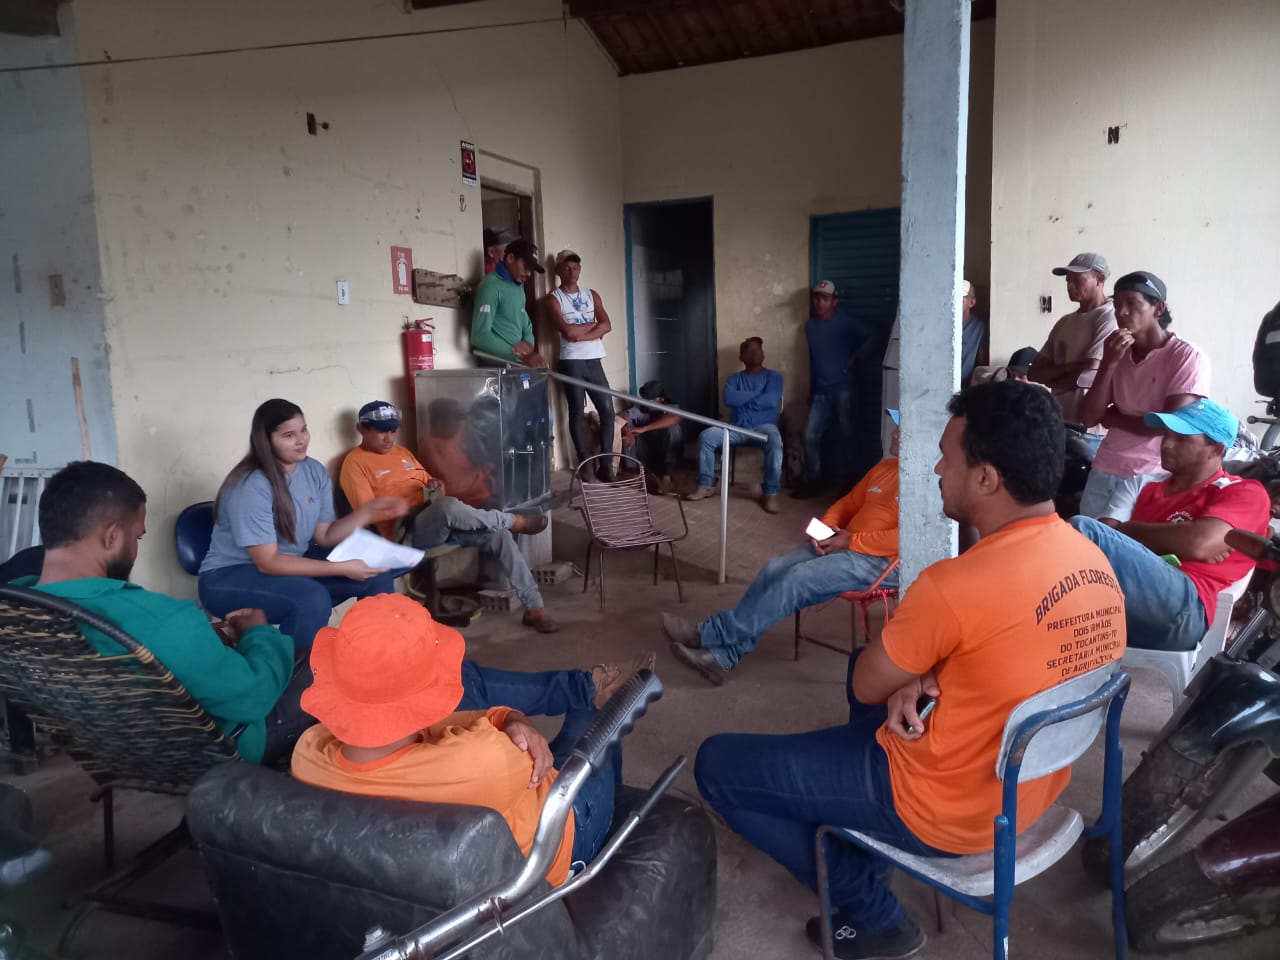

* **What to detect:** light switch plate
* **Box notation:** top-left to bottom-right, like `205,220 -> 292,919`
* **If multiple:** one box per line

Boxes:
336,281 -> 350,305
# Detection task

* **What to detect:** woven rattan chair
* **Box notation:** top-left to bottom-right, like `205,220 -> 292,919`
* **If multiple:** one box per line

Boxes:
573,454 -> 688,613
0,582 -> 240,936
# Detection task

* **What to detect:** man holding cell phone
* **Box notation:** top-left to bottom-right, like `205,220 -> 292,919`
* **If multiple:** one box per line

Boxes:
662,410 -> 902,686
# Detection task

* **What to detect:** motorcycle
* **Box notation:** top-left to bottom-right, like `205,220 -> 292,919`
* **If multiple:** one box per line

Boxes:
1081,528 -> 1280,952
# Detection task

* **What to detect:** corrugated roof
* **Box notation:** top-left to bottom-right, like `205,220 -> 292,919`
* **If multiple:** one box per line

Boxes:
569,0 -> 996,76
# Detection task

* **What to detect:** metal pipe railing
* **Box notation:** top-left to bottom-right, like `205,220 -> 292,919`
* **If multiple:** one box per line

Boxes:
473,350 -> 767,583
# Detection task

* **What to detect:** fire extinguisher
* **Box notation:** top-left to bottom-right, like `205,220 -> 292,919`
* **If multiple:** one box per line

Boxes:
403,318 -> 434,408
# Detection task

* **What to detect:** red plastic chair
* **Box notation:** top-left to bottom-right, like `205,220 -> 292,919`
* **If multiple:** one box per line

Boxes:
792,558 -> 900,659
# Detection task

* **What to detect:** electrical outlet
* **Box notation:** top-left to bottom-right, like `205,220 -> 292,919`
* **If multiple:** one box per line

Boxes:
336,281 -> 350,305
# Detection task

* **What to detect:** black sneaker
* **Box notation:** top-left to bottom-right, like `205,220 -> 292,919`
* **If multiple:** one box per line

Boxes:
804,913 -> 925,960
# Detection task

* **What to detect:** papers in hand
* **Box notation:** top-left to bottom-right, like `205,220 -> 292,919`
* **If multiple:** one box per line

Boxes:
805,517 -> 836,541
326,528 -> 425,570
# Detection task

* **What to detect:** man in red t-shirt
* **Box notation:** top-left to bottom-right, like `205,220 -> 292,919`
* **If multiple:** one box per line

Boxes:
1070,397 -> 1269,650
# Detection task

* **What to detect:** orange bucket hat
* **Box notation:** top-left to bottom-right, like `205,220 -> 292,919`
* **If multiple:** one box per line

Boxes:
302,593 -> 466,748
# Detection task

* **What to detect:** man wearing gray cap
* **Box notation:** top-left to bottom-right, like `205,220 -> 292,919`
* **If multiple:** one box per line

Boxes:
543,249 -> 616,482
1029,253 -> 1117,445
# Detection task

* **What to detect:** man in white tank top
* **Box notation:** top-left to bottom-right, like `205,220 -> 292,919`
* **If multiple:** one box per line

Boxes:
543,250 -> 617,482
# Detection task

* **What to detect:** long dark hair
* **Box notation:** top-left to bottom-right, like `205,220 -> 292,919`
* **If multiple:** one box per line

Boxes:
214,398 -> 305,543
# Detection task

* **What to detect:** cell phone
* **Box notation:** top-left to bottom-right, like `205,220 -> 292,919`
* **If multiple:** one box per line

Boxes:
805,517 -> 836,541
905,694 -> 937,734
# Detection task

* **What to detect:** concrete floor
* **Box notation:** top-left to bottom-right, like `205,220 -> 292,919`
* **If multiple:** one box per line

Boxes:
6,466 -> 1280,959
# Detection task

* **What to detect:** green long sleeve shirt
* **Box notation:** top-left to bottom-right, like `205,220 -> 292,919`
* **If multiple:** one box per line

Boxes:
16,576 -> 294,763
471,268 -> 533,360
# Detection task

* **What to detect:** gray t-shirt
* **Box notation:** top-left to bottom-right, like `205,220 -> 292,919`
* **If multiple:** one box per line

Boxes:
199,457 -> 336,573
1036,302 -> 1117,428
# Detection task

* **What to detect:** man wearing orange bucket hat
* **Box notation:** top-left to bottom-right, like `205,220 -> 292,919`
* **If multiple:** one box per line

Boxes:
291,594 -> 620,883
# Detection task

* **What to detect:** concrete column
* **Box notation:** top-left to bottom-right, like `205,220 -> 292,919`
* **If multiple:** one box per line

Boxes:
897,0 -> 970,585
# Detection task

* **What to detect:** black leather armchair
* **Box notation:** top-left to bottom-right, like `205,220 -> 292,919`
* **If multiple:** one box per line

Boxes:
187,761 -> 717,960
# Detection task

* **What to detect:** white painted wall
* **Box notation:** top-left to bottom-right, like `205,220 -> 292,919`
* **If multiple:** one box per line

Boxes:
990,0 -> 1280,421
66,0 -> 625,596
620,24 -> 996,411
0,9 -> 117,473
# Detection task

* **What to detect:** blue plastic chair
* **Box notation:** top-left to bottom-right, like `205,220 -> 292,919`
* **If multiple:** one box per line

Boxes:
174,501 -> 215,575
815,666 -> 1131,960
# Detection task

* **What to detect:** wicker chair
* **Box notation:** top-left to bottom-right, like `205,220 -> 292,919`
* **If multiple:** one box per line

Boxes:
572,454 -> 688,613
0,583 -> 240,934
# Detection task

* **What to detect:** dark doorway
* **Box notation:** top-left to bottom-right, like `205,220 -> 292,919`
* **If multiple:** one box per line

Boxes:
480,184 -> 537,315
624,199 -> 716,420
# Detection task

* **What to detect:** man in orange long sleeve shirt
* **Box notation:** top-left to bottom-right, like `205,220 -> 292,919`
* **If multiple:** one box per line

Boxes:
339,401 -> 558,633
662,410 -> 902,686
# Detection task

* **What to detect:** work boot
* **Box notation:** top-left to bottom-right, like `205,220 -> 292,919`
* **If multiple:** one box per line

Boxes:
521,608 -> 560,634
590,651 -> 657,708
510,512 -> 549,535
660,612 -> 702,648
761,493 -> 780,513
669,641 -> 726,686
685,486 -> 715,501
804,913 -> 925,960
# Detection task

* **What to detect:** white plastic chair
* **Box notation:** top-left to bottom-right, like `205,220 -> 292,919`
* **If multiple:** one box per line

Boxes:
815,665 -> 1131,960
1120,571 -> 1252,707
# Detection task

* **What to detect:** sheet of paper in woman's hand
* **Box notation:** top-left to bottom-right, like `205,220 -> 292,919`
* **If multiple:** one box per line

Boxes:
326,528 -> 425,569
805,517 -> 836,541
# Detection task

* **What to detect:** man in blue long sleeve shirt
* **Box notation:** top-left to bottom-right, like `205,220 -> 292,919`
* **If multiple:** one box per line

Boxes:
687,337 -> 784,513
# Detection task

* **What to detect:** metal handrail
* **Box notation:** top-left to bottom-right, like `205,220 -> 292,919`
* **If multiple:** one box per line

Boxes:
473,349 -> 769,582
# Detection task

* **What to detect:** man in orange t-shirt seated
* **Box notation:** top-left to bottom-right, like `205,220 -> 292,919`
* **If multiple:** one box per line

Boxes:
292,594 -> 618,885
339,401 -> 558,634
661,409 -> 903,686
694,381 -> 1126,959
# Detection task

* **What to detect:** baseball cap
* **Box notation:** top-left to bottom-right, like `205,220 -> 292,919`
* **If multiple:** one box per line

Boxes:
483,227 -> 517,248
302,594 -> 466,748
812,280 -> 837,296
1143,398 -> 1238,447
1113,270 -> 1168,302
1007,347 -> 1038,375
886,408 -> 901,426
504,237 -> 545,274
962,280 -> 974,298
555,249 -> 581,265
1051,253 -> 1110,278
358,400 -> 401,432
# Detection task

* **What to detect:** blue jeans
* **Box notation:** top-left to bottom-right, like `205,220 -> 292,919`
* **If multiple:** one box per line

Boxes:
1069,516 -> 1207,650
459,661 -> 615,866
695,694 -> 950,932
411,496 -> 544,610
198,546 -> 401,649
804,389 -> 853,483
699,546 -> 898,669
697,424 -> 783,494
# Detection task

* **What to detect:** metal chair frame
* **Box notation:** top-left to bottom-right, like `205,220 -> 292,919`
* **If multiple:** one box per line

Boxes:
815,667 -> 1131,960
0,584 -> 239,941
572,454 -> 688,613
792,559 -> 900,659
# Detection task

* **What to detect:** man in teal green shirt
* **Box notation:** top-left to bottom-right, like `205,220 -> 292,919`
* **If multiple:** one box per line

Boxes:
18,461 -> 304,765
471,236 -> 550,367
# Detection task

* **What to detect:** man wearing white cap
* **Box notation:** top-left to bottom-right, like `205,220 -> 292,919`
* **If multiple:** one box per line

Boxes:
543,250 -> 616,483
795,280 -> 864,499
1029,252 -> 1117,446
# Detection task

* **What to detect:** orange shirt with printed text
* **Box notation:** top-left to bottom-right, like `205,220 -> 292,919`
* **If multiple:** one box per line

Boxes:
339,444 -> 432,538
821,458 -> 899,558
291,707 -> 576,885
876,514 -> 1126,853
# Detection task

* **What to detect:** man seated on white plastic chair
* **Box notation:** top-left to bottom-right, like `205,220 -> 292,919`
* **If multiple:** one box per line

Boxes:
661,410 -> 900,686
693,381 -> 1127,959
1069,398 -> 1269,651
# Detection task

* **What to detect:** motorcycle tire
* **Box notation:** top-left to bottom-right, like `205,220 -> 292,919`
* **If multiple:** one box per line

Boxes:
1081,740 -> 1246,887
1126,850 -> 1280,952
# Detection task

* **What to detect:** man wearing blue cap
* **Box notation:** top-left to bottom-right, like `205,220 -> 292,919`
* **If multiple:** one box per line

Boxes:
340,401 -> 559,633
1069,398 -> 1269,650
